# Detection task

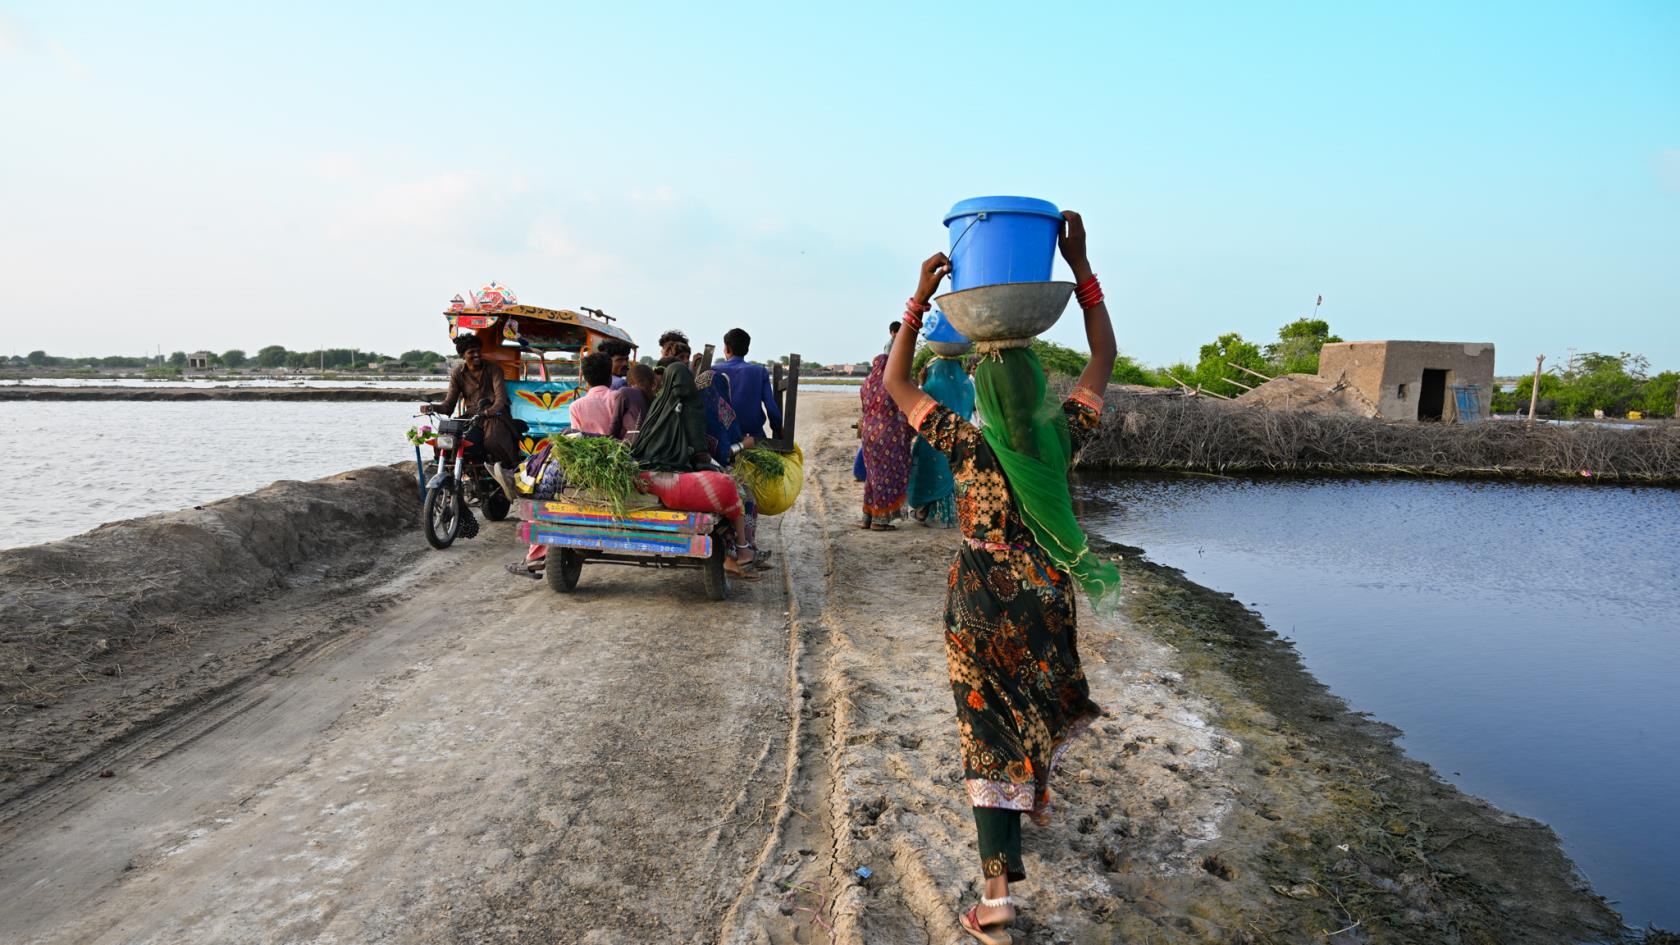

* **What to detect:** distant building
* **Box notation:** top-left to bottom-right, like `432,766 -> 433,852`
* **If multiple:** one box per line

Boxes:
186,351 -> 213,370
1317,341 -> 1495,422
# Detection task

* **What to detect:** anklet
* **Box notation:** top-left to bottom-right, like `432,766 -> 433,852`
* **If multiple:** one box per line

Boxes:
980,895 -> 1014,908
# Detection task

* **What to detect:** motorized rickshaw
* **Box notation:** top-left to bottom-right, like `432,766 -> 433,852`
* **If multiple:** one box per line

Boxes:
419,285 -> 803,600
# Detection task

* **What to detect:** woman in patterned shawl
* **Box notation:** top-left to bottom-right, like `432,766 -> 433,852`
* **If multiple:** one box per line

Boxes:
858,335 -> 915,529
882,211 -> 1121,945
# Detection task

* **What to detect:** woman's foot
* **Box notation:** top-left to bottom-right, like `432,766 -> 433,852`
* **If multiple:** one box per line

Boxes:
724,558 -> 760,580
959,897 -> 1015,945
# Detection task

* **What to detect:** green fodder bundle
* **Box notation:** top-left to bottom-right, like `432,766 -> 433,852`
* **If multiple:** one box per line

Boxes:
543,433 -> 642,516
734,447 -> 787,484
1077,392 -> 1680,484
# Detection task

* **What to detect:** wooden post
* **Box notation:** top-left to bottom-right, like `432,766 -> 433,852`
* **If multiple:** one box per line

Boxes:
781,354 -> 801,445
1227,362 -> 1274,382
1527,354 -> 1545,425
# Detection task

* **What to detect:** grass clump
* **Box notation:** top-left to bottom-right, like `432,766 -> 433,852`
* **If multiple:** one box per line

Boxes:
543,433 -> 642,517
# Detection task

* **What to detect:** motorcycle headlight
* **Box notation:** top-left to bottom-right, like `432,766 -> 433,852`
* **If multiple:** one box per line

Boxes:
434,434 -> 457,450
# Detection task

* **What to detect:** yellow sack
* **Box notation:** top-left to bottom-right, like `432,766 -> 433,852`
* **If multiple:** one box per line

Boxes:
735,444 -> 804,516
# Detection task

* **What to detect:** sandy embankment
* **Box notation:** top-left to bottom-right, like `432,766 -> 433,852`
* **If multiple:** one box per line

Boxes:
0,394 -> 1635,944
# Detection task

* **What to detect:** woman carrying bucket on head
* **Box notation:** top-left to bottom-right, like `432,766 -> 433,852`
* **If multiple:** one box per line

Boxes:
857,322 -> 915,529
882,207 -> 1119,945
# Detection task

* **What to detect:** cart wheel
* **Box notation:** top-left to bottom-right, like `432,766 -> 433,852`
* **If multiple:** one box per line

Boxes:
482,490 -> 511,522
702,538 -> 731,601
423,486 -> 462,550
546,549 -> 583,593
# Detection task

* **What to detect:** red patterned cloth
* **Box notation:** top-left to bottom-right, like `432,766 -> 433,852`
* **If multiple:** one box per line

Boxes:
858,354 -> 913,517
636,470 -> 746,535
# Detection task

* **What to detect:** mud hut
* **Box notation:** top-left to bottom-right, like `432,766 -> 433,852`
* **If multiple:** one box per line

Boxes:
1317,340 -> 1494,422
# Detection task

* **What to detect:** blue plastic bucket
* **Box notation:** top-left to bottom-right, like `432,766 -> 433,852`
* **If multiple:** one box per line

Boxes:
943,196 -> 1062,291
923,309 -> 968,345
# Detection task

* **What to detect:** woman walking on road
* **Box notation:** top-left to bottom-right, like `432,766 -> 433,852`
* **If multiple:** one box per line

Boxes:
881,212 -> 1121,945
858,326 -> 915,529
906,355 -> 974,527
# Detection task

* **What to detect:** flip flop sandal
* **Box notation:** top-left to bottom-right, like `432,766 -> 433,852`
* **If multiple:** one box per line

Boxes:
960,905 -> 1012,945
869,522 -> 898,531
504,561 -> 541,580
724,562 -> 761,580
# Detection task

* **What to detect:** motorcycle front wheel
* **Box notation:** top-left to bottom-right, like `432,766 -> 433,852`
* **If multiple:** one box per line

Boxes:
423,485 -> 463,549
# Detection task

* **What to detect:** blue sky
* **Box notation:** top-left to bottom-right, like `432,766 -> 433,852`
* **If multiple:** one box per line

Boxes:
1,2 -> 1675,373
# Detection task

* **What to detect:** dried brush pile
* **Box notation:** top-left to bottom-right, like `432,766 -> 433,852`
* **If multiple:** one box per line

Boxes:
1078,391 -> 1680,483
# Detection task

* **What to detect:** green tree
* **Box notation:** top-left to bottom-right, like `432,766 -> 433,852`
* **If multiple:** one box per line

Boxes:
167,351 -> 187,366
399,349 -> 444,366
26,350 -> 48,366
1032,338 -> 1090,377
1264,318 -> 1342,376
222,349 -> 247,368
1195,332 -> 1266,394
1556,353 -> 1640,418
1642,371 -> 1678,418
256,345 -> 289,368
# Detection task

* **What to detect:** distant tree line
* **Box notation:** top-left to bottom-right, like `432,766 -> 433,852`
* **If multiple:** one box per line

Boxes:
10,346 -> 451,371
910,317 -> 1343,394
1492,353 -> 1677,419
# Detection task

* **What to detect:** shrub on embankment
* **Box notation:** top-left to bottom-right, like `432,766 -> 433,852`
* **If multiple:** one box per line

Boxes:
1078,391 -> 1680,483
0,465 -> 420,686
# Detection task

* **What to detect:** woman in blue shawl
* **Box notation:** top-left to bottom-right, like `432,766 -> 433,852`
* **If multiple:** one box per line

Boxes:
907,356 -> 975,526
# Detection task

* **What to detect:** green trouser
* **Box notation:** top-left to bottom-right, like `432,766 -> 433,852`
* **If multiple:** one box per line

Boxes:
974,807 -> 1024,882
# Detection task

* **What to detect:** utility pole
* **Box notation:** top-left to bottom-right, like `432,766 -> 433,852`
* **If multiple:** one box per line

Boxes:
1527,354 -> 1545,425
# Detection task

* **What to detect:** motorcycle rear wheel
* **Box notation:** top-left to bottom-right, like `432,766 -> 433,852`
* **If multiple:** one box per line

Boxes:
424,486 -> 463,549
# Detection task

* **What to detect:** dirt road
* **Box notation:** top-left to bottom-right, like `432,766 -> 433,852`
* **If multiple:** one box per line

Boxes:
2,489 -> 801,943
1,393 -> 1629,944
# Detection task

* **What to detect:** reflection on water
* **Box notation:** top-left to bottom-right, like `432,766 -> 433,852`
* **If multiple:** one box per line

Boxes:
6,401 -> 422,550
1074,474 -> 1680,929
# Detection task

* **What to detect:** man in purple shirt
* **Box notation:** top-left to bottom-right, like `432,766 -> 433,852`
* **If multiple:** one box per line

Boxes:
712,328 -> 783,441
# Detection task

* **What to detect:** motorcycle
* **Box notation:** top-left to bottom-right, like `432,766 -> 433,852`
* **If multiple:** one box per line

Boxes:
419,403 -> 514,550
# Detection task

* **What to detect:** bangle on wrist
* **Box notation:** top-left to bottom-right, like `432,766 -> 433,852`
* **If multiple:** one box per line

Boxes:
1075,273 -> 1104,310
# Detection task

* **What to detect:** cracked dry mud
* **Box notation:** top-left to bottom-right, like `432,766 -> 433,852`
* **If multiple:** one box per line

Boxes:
0,394 -> 1630,944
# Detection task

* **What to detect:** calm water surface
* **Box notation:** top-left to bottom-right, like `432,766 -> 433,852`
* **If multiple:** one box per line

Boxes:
6,401 -> 421,549
1074,474 -> 1680,929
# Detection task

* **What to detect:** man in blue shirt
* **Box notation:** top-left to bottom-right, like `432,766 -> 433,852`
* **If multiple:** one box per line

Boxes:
712,328 -> 783,441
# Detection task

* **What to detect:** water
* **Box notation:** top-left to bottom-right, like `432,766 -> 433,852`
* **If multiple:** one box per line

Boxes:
3,377 -> 446,389
5,401 -> 422,549
1075,475 -> 1680,929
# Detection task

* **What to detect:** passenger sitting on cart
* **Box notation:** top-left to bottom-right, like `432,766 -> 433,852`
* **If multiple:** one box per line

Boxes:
631,353 -> 760,580
569,353 -> 625,438
597,340 -> 633,390
422,334 -> 520,500
619,363 -> 656,438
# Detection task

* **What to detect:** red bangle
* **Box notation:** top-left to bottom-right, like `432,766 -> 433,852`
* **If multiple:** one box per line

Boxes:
906,297 -> 932,314
1075,274 -> 1104,310
901,313 -> 924,333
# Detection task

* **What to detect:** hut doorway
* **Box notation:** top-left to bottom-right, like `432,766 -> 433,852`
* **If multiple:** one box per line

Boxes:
1418,369 -> 1447,421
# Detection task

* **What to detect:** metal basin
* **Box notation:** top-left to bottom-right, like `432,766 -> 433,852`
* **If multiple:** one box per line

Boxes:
932,281 -> 1073,343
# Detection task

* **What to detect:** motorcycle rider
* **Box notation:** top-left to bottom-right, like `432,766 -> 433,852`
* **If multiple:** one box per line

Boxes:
422,333 -> 519,500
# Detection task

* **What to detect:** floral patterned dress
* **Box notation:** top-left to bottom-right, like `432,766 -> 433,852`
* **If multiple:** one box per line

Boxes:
858,354 -> 914,518
910,388 -> 1106,857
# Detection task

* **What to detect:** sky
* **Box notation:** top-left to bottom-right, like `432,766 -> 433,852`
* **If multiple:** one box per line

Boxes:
1,2 -> 1675,374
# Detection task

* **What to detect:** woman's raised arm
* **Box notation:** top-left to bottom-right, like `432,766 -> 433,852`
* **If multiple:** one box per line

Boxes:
1060,211 -> 1116,397
885,252 -> 950,415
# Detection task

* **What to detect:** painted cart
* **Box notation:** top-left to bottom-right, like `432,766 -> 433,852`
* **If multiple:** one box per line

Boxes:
515,498 -> 736,600
516,353 -> 804,603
